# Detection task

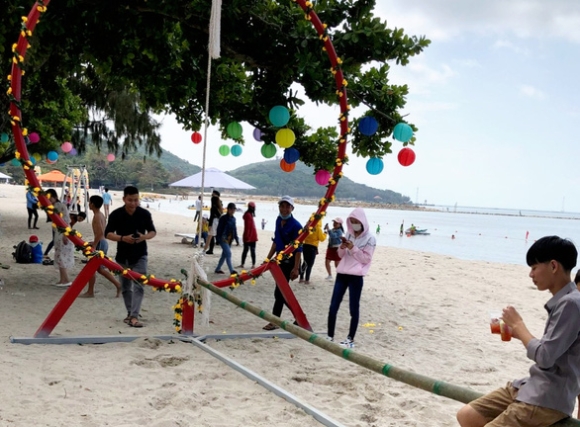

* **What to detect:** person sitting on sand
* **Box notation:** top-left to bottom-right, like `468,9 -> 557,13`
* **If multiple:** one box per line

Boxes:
457,236 -> 580,426
326,208 -> 376,348
79,195 -> 122,298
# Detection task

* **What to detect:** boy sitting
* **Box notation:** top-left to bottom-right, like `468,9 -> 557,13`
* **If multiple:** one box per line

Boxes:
457,236 -> 580,427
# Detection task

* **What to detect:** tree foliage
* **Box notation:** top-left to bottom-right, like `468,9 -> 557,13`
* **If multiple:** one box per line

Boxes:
0,0 -> 430,172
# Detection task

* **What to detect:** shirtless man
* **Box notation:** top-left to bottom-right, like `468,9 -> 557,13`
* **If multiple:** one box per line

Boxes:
80,195 -> 121,298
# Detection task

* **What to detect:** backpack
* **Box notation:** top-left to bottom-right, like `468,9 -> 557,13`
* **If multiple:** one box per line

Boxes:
12,241 -> 33,264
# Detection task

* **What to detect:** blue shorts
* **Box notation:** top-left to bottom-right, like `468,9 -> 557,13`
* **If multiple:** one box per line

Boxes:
95,240 -> 109,269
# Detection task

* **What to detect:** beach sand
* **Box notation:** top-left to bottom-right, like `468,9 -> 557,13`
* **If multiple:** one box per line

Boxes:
0,183 -> 568,426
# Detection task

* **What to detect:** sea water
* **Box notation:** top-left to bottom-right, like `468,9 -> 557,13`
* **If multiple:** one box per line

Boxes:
158,199 -> 580,266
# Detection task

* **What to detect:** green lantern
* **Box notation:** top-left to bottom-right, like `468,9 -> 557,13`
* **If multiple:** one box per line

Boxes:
261,143 -> 277,159
219,145 -> 230,156
226,122 -> 243,139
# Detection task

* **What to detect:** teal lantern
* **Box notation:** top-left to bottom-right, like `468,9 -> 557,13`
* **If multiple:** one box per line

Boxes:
231,144 -> 243,157
269,106 -> 290,127
10,158 -> 20,166
393,123 -> 413,142
47,151 -> 59,162
261,143 -> 277,159
366,157 -> 384,175
226,122 -> 243,139
359,116 -> 379,136
0,133 -> 9,144
219,145 -> 230,156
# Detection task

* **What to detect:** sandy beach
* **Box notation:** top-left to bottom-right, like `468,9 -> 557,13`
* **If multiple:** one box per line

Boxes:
0,183 -> 570,426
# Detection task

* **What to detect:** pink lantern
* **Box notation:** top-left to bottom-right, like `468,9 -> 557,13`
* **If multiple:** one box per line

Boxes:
28,132 -> 40,144
61,142 -> 73,153
106,153 -> 116,162
315,170 -> 331,186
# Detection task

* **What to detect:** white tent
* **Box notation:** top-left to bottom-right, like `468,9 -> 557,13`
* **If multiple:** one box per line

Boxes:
169,167 -> 256,190
0,171 -> 12,183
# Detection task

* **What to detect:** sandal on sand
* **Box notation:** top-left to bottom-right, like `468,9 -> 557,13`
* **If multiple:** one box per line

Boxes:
128,317 -> 144,328
123,316 -> 131,324
262,323 -> 279,331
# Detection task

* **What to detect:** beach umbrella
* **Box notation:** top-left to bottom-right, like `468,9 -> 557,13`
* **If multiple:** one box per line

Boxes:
169,167 -> 256,190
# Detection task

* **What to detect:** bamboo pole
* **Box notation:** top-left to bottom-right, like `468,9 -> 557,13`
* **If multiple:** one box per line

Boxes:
196,278 -> 580,427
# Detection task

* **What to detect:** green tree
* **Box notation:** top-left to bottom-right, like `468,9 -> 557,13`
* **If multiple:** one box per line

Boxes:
0,0 -> 429,172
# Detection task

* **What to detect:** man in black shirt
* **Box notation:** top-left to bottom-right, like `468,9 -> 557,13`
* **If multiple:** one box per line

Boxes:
105,186 -> 156,328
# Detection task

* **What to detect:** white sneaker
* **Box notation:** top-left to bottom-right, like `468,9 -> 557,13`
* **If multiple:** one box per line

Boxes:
54,282 -> 72,288
325,336 -> 334,342
339,338 -> 355,348
325,275 -> 333,281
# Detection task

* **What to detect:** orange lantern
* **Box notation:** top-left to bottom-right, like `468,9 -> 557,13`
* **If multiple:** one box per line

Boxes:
280,159 -> 296,173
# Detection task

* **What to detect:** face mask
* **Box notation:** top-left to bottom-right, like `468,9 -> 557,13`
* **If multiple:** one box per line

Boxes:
351,223 -> 362,232
280,214 -> 291,220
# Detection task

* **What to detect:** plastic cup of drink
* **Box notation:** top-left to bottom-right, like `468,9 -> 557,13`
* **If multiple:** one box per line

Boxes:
500,320 -> 512,342
489,311 -> 501,334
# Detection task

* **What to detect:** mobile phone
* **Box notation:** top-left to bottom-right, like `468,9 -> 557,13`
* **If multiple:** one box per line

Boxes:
132,232 -> 139,239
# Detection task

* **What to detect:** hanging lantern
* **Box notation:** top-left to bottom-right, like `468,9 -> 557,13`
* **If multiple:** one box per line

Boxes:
32,152 -> 42,162
0,133 -> 9,144
61,142 -> 73,153
253,128 -> 263,142
28,132 -> 40,144
283,147 -> 300,164
261,143 -> 277,159
226,122 -> 243,139
269,105 -> 290,127
0,163 -> 5,167
191,132 -> 202,144
280,159 -> 296,173
47,151 -> 59,162
29,156 -> 37,165
231,144 -> 243,157
219,145 -> 230,156
106,153 -> 116,162
10,158 -> 20,166
275,129 -> 295,148
398,147 -> 416,167
46,159 -> 56,165
315,170 -> 331,186
358,116 -> 379,136
393,123 -> 413,142
69,148 -> 78,156
366,157 -> 384,175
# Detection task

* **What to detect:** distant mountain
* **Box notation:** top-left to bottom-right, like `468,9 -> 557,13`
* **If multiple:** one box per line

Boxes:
135,145 -> 200,178
228,160 -> 411,205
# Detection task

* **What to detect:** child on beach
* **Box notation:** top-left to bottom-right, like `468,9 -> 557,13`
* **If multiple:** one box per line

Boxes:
324,218 -> 344,281
326,208 -> 376,348
238,202 -> 258,269
457,235 -> 580,426
299,220 -> 326,284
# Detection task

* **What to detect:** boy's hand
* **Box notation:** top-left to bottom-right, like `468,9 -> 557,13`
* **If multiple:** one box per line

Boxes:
502,305 -> 533,344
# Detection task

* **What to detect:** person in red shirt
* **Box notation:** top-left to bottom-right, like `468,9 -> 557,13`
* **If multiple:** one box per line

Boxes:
238,201 -> 258,269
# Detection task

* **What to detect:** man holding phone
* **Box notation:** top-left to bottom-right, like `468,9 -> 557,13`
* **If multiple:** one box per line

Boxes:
105,186 -> 156,328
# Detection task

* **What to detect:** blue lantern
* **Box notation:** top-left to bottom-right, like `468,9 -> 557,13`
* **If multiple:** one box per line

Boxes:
366,157 -> 384,175
359,116 -> 379,136
269,106 -> 290,127
231,144 -> 243,157
283,147 -> 300,164
0,163 -> 4,167
393,122 -> 413,142
10,158 -> 20,166
47,150 -> 59,162
29,156 -> 37,165
0,133 -> 9,144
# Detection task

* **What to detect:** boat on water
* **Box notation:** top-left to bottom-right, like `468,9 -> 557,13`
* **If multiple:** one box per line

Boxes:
405,227 -> 430,236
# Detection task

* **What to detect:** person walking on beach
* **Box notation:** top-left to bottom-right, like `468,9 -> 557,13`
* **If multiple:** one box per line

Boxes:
262,196 -> 302,331
399,220 -> 404,237
204,190 -> 222,255
44,211 -> 85,262
105,186 -> 156,328
102,188 -> 112,220
214,203 -> 238,275
46,189 -> 75,287
324,218 -> 344,281
193,195 -> 202,223
261,218 -> 267,230
457,236 -> 580,426
326,208 -> 376,348
26,189 -> 39,229
79,195 -> 121,298
299,220 -> 326,284
238,201 -> 258,269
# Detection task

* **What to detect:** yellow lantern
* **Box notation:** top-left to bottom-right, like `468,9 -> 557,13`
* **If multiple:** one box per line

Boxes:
275,129 -> 295,148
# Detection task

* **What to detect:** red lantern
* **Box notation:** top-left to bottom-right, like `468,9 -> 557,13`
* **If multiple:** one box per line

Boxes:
397,147 -> 416,167
191,132 -> 202,144
280,159 -> 296,173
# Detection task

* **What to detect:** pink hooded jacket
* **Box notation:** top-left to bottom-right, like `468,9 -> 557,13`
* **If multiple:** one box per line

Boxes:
336,207 -> 376,276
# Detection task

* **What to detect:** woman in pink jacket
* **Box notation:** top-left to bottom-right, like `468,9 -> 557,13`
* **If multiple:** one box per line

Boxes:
326,208 -> 376,348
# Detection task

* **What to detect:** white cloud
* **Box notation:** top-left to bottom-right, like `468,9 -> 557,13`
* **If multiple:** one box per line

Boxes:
519,85 -> 546,100
492,40 -> 530,56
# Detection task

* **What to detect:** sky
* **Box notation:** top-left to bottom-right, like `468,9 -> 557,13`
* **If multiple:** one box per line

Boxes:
158,0 -> 580,212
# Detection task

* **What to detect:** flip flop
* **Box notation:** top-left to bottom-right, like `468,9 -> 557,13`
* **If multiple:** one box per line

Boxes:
123,316 -> 131,324
128,317 -> 144,328
262,323 -> 279,331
